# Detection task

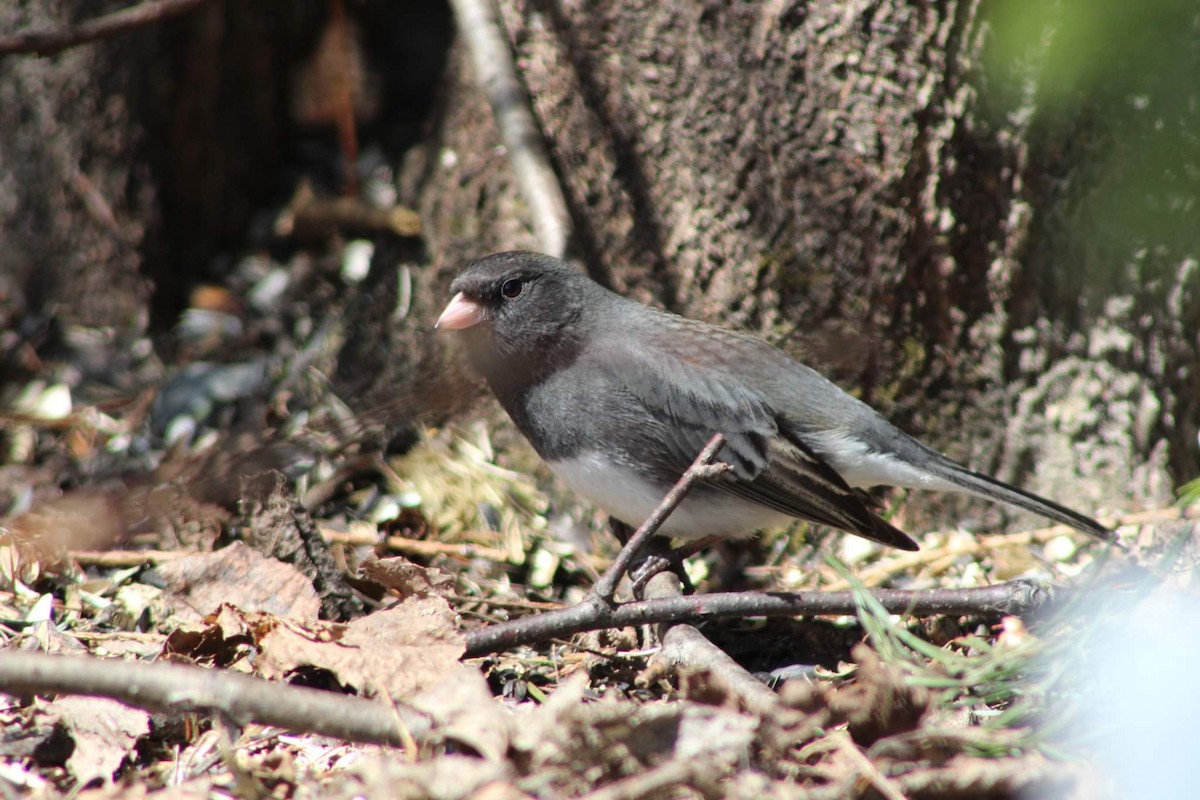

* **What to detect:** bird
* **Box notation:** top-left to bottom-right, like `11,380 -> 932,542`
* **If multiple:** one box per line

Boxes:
435,251 -> 1115,552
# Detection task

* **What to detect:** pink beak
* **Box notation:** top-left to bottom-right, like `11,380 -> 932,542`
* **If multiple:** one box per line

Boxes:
435,292 -> 486,330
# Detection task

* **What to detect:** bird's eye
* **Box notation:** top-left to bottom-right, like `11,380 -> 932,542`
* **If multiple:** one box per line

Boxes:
500,278 -> 525,299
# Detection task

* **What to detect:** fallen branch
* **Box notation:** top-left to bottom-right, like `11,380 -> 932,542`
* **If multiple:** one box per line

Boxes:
0,651 -> 429,748
642,571 -> 782,717
463,431 -> 1074,657
0,0 -> 210,57
487,431 -> 775,714
462,435 -> 734,660
581,443 -> 785,716
463,580 -> 1054,658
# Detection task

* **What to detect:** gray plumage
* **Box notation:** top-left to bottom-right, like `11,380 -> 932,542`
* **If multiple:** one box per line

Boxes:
438,251 -> 1114,551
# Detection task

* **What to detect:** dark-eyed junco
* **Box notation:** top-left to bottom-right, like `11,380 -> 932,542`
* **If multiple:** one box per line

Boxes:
436,251 -> 1114,551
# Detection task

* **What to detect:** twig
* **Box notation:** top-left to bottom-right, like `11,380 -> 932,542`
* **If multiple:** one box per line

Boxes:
821,529 -> 1069,592
0,652 -> 430,748
450,594 -> 564,612
1110,504 -> 1200,526
463,580 -> 1055,657
67,549 -> 187,567
578,759 -> 711,800
274,181 -> 421,242
70,530 -> 512,568
643,572 -> 781,718
655,622 -> 781,714
0,0 -> 210,57
462,431 -> 1072,658
833,732 -> 907,800
819,504 -> 1199,591
447,0 -> 573,257
590,433 -> 730,602
321,527 -> 512,562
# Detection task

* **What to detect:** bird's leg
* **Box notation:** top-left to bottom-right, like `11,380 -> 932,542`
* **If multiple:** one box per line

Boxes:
609,519 -> 633,546
604,521 -> 695,600
627,534 -> 730,597
628,541 -> 695,599
588,433 -> 730,604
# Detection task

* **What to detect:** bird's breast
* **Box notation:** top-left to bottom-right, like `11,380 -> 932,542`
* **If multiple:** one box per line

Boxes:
547,451 -> 790,540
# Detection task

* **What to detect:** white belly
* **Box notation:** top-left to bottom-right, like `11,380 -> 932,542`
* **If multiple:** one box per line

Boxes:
549,452 -> 790,540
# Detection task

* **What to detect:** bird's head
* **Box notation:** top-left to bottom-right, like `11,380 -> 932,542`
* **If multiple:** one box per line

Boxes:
437,251 -> 593,384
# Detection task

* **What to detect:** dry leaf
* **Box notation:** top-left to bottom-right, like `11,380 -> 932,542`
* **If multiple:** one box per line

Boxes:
162,603 -> 258,669
46,696 -> 150,786
411,665 -> 511,761
511,676 -> 755,796
359,554 -> 455,598
157,541 -> 321,623
258,597 -> 465,700
164,597 -> 465,701
827,644 -> 931,748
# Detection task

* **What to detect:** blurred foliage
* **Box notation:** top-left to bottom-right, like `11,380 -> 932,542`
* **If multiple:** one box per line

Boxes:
985,0 -> 1200,286
1179,476 -> 1200,508
987,0 -> 1196,108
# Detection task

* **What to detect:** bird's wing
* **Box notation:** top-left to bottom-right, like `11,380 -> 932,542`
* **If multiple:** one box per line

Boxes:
592,325 -> 919,550
722,432 -> 920,550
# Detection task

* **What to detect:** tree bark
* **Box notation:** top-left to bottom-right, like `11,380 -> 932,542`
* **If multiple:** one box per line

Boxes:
406,0 -> 1198,528
0,1 -> 154,334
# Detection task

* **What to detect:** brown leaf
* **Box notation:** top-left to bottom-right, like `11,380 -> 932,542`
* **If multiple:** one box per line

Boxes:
511,675 -> 755,795
46,696 -> 150,786
163,597 -> 465,701
0,706 -> 70,764
157,541 -> 321,623
258,597 -> 465,700
411,665 -> 511,761
358,554 -> 455,598
162,603 -> 258,669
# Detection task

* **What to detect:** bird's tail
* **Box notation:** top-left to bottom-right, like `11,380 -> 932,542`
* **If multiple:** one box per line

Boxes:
924,454 -> 1116,544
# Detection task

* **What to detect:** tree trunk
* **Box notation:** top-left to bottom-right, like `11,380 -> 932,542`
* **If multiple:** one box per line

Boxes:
407,0 -> 1198,529
0,1 -> 154,335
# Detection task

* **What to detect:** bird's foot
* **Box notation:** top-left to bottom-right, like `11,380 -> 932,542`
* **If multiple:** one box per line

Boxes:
629,549 -> 695,599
